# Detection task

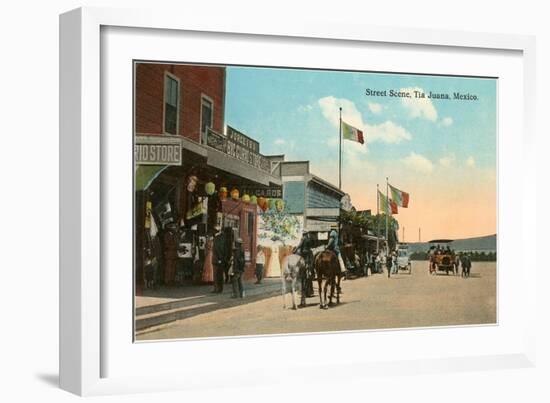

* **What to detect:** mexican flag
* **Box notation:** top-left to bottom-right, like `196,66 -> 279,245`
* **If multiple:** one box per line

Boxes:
389,184 -> 410,208
378,190 -> 398,215
342,120 -> 364,144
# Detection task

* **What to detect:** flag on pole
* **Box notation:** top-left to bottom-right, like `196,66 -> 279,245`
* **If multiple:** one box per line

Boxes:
378,190 -> 398,215
342,120 -> 365,144
389,184 -> 410,208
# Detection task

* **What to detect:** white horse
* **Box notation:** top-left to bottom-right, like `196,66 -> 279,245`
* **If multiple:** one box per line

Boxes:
281,254 -> 306,310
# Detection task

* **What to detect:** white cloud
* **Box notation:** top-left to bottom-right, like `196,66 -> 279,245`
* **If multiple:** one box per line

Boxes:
368,102 -> 383,114
466,156 -> 476,167
274,138 -> 286,145
441,117 -> 453,127
400,87 -> 438,121
368,121 -> 412,144
318,96 -> 363,128
439,153 -> 456,167
403,152 -> 434,174
318,96 -> 411,144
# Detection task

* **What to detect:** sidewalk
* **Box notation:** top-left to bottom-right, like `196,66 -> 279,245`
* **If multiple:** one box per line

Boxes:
135,278 -> 283,334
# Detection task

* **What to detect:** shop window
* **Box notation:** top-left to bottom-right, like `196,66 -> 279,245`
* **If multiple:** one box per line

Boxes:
164,73 -> 179,135
200,95 -> 213,144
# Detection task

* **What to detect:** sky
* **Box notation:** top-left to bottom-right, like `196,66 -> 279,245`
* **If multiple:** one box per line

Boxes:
225,66 -> 497,241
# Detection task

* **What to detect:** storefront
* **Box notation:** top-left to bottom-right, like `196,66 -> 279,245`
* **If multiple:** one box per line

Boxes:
135,130 -> 282,294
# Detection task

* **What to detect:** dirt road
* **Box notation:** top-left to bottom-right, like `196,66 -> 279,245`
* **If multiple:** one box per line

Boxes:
137,260 -> 496,341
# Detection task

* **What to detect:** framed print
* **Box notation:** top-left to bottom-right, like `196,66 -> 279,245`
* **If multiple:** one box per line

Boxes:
60,7 -> 536,396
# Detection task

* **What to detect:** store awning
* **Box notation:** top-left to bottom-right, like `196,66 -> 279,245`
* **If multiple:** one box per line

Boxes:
135,165 -> 168,191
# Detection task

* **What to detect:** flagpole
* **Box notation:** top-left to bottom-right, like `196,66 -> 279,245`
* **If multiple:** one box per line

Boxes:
376,183 -> 380,253
386,177 -> 389,255
338,107 -> 342,190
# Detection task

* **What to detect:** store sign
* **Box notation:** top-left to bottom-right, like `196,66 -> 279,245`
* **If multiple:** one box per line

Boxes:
135,136 -> 182,166
230,186 -> 283,198
226,126 -> 260,153
207,128 -> 270,173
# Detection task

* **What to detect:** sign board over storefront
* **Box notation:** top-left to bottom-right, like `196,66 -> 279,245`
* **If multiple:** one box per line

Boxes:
135,135 -> 182,166
226,126 -> 260,153
229,186 -> 283,198
207,128 -> 270,173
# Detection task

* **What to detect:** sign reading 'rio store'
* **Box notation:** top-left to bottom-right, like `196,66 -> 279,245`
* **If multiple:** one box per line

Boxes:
135,135 -> 182,166
207,126 -> 270,173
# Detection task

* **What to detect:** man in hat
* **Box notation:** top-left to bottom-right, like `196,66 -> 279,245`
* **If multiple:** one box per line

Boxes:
326,229 -> 346,276
211,225 -> 226,293
231,238 -> 246,298
294,229 -> 314,297
163,223 -> 178,286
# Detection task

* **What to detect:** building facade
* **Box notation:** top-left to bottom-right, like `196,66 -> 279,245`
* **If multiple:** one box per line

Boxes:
280,161 -> 345,244
134,63 -> 282,294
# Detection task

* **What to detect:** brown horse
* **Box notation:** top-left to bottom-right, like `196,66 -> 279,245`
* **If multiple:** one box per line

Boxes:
314,250 -> 341,309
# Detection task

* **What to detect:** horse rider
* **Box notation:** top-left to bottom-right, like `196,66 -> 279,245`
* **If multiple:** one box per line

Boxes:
326,229 -> 347,279
294,230 -> 314,297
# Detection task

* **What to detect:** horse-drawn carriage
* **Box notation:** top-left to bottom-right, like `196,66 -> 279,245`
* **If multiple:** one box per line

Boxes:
428,239 -> 458,275
340,224 -> 381,277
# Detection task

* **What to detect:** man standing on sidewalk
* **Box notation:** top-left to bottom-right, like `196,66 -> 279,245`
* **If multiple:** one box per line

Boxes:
163,224 -> 178,286
231,238 -> 246,298
212,225 -> 226,293
255,245 -> 265,284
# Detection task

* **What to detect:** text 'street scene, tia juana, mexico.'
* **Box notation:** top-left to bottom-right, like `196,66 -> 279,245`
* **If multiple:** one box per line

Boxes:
134,62 -> 497,341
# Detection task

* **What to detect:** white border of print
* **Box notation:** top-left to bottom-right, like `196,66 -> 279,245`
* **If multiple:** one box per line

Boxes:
59,7 -> 536,396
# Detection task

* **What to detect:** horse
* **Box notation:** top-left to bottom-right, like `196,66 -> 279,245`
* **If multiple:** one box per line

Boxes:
281,254 -> 308,310
314,250 -> 341,309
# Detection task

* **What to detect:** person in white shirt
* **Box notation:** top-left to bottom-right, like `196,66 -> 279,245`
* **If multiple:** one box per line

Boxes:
255,245 -> 265,284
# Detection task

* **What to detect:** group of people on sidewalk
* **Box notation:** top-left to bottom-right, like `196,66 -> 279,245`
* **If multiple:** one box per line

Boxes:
211,225 -> 266,299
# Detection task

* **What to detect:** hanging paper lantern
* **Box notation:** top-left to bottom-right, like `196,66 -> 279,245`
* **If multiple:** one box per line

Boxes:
257,197 -> 267,211
219,187 -> 228,200
230,188 -> 240,200
275,199 -> 285,212
242,194 -> 251,203
205,182 -> 216,196
250,195 -> 258,205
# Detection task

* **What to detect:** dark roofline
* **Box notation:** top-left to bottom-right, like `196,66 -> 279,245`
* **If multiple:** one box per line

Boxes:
310,174 -> 345,197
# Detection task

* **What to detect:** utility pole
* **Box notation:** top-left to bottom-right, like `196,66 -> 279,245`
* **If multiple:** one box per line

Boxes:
338,107 -> 342,190
418,227 -> 421,242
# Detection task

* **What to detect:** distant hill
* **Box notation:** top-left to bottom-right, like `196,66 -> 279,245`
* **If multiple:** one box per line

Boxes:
404,234 -> 496,253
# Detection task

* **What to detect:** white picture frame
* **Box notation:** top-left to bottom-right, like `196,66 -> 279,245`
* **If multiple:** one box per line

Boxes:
59,7 -> 537,396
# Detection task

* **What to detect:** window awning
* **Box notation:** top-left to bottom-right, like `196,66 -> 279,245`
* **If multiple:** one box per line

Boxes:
135,165 -> 169,191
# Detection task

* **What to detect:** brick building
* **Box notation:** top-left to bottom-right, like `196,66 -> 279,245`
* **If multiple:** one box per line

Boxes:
134,62 -> 282,294
135,63 -> 225,143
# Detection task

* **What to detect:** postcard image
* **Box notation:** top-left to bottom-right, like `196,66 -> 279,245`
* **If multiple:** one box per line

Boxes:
134,62 -> 496,341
